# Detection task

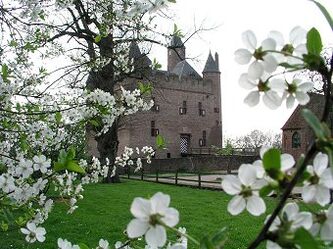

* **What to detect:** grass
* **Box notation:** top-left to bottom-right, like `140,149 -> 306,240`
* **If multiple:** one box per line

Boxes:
1,180 -> 277,249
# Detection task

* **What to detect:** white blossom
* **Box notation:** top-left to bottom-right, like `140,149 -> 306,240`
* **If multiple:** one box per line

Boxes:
20,222 -> 46,243
310,206 -> 333,241
127,192 -> 179,248
302,152 -> 333,206
222,164 -> 266,216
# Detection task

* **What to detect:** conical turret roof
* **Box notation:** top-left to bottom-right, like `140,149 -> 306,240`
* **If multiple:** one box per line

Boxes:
203,51 -> 219,73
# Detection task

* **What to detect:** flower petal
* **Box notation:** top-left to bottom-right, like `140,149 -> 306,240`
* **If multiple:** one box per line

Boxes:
302,185 -> 316,203
239,73 -> 256,90
289,26 -> 306,45
292,212 -> 312,230
227,195 -> 246,215
242,30 -> 257,50
127,219 -> 149,238
244,91 -> 260,107
221,175 -> 241,195
261,38 -> 276,51
248,61 -> 264,80
145,225 -> 167,248
286,94 -> 295,109
281,154 -> 295,171
268,30 -> 284,46
295,91 -> 310,105
315,185 -> 331,206
161,207 -> 179,227
262,91 -> 281,110
130,198 -> 151,219
267,240 -> 282,249
262,55 -> 278,73
321,221 -> 333,241
283,203 -> 299,221
297,82 -> 313,92
320,169 -> 333,188
238,164 -> 257,186
151,192 -> 170,213
269,79 -> 286,92
246,195 -> 266,216
234,49 -> 252,65
313,152 -> 328,176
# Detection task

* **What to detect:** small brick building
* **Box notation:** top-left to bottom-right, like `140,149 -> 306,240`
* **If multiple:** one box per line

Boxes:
281,93 -> 332,159
115,37 -> 223,159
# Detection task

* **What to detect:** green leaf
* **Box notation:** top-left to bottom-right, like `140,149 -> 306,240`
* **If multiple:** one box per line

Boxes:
1,221 -> 8,231
279,62 -> 302,69
302,109 -> 325,140
306,27 -> 323,56
211,227 -> 228,248
66,161 -> 85,174
78,243 -> 90,249
55,112 -> 62,124
89,119 -> 100,128
168,0 -> 176,3
156,134 -> 166,149
67,147 -> 76,160
259,185 -> 274,197
294,228 -> 319,249
94,35 -> 102,43
1,64 -> 9,81
200,236 -> 215,249
310,1 -> 333,32
263,148 -> 283,180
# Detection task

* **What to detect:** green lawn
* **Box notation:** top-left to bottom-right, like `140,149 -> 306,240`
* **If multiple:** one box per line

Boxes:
2,180 -> 276,249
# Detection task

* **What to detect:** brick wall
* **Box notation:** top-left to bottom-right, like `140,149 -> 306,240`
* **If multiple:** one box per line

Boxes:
136,155 -> 259,173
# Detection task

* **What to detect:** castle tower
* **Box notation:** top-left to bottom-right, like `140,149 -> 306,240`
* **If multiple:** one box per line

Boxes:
167,35 -> 186,72
129,41 -> 152,74
203,51 -> 222,147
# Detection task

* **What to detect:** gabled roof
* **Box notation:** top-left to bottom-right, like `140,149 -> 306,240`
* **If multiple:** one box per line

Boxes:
203,52 -> 219,73
171,60 -> 202,79
282,93 -> 325,130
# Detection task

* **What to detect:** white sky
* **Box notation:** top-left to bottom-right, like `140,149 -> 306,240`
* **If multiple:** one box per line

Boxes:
151,0 -> 333,139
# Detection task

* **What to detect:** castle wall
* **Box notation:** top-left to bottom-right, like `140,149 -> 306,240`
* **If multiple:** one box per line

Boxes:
118,74 -> 222,159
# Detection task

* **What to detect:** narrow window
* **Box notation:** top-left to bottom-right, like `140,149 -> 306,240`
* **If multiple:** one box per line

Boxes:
292,132 -> 301,148
198,102 -> 205,116
179,101 -> 187,115
151,121 -> 159,137
203,130 -> 207,146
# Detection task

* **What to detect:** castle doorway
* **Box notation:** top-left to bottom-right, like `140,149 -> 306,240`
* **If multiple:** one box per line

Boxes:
180,134 -> 191,156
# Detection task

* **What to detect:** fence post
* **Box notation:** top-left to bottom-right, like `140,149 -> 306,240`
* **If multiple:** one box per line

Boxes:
175,170 -> 178,185
198,171 -> 201,188
127,166 -> 130,179
156,170 -> 159,182
141,167 -> 144,180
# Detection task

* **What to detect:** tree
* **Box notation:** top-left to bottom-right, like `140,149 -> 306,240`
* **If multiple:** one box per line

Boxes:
232,130 -> 282,150
0,0 -> 177,182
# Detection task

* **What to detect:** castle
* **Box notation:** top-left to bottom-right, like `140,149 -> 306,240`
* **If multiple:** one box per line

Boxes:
87,36 -> 223,159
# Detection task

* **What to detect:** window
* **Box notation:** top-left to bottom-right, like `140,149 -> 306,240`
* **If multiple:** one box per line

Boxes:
198,102 -> 206,116
151,97 -> 160,112
151,121 -> 159,137
167,153 -> 171,158
292,132 -> 301,148
214,107 -> 220,113
179,101 -> 187,115
199,131 -> 207,147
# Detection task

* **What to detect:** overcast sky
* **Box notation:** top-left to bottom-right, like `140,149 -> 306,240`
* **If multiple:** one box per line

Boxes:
151,0 -> 333,139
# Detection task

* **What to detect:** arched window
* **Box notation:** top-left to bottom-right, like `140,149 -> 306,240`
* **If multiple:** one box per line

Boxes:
292,132 -> 301,148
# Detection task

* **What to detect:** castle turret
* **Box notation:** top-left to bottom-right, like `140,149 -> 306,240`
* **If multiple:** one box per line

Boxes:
167,35 -> 186,72
203,51 -> 222,147
128,41 -> 152,76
